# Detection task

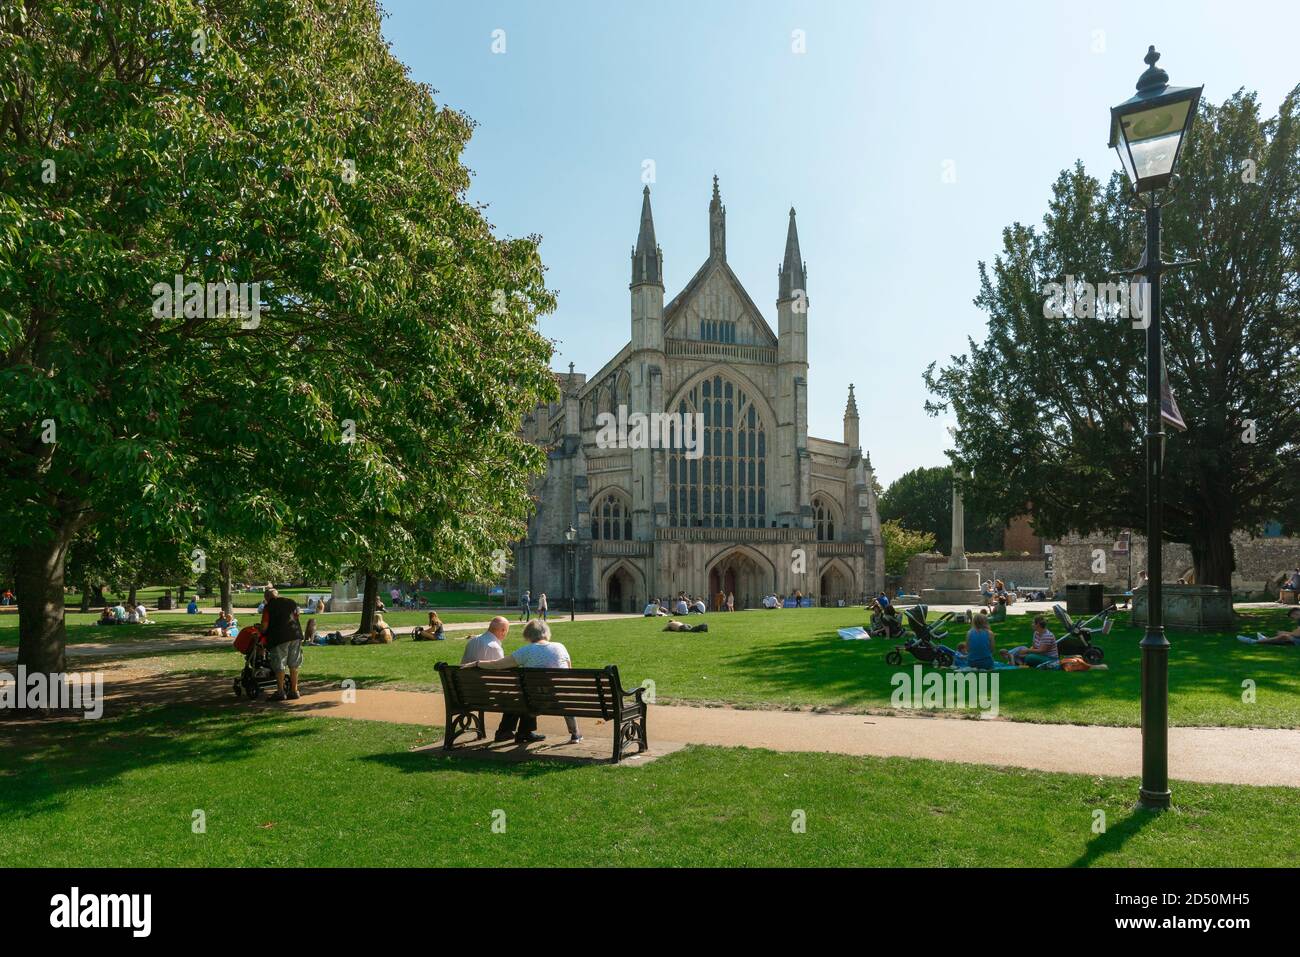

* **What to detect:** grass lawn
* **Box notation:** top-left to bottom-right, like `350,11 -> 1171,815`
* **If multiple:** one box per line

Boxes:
0,609 -> 504,648
1,705 -> 1295,867
128,605 -> 1300,728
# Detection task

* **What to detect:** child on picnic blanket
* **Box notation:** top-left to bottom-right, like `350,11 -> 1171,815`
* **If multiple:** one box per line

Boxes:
1006,616 -> 1058,667
1238,607 -> 1300,645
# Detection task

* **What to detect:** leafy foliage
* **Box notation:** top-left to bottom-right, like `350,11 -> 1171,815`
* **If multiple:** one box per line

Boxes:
924,90 -> 1300,586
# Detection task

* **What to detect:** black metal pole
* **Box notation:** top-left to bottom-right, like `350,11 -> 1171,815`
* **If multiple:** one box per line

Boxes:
569,543 -> 576,622
1139,200 -> 1171,810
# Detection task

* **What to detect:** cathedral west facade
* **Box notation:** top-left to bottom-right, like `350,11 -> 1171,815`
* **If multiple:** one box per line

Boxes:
510,178 -> 884,612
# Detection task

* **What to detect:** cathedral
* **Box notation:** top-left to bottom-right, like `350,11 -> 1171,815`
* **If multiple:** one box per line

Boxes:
511,178 -> 884,612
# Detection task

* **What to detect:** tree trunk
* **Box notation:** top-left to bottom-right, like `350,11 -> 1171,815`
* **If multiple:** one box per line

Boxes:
357,570 -> 379,635
127,580 -> 138,608
177,584 -> 185,602
219,559 -> 232,613
92,583 -> 106,608
79,580 -> 91,613
15,529 -> 75,675
1191,524 -> 1235,590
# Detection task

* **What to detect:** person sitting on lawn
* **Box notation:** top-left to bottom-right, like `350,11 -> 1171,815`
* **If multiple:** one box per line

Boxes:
691,596 -> 707,614
762,593 -> 778,609
1281,569 -> 1300,603
673,595 -> 690,616
134,602 -> 152,624
965,614 -> 996,670
97,606 -> 116,626
186,596 -> 199,614
1238,607 -> 1300,645
413,611 -> 446,641
111,601 -> 127,622
1007,615 -> 1058,667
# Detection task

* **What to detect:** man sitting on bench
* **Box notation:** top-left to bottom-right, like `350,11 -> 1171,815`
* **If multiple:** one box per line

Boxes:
462,619 -> 581,744
1280,568 -> 1300,604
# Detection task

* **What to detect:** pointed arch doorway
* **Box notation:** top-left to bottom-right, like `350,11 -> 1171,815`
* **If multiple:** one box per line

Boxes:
605,565 -> 637,613
707,548 -> 772,610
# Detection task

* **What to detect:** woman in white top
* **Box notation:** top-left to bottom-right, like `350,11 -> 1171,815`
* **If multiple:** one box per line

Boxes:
463,619 -> 581,743
537,592 -> 549,621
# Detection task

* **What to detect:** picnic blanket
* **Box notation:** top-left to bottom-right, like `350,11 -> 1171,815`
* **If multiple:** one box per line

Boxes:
838,626 -> 870,641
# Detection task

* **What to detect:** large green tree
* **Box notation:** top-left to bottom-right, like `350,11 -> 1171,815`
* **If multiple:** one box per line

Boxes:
879,465 -> 1004,554
925,89 -> 1300,588
1,0 -> 555,672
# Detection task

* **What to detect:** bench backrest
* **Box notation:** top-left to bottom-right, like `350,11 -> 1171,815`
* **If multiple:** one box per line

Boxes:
436,663 -> 622,720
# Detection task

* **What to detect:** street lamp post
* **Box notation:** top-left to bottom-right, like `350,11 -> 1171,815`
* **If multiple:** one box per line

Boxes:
1109,46 -> 1202,811
564,525 -> 577,622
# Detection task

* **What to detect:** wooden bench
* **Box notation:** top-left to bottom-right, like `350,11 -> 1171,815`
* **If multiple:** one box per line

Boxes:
434,662 -> 648,763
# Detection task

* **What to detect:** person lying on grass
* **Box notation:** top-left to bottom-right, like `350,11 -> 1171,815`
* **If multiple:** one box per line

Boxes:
461,619 -> 583,744
1006,615 -> 1058,667
1238,608 -> 1300,645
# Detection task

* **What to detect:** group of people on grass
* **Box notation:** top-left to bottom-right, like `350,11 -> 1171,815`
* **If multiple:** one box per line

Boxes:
644,593 -> 715,617
761,590 -> 806,609
460,616 -> 582,745
96,601 -> 154,625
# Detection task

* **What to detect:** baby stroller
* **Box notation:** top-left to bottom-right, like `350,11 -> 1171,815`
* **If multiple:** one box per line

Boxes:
1051,603 -> 1116,664
866,598 -> 907,639
232,625 -> 278,699
885,605 -> 958,667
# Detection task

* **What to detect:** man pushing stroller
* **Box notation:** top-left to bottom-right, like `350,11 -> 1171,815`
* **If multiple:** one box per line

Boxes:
261,587 -> 304,701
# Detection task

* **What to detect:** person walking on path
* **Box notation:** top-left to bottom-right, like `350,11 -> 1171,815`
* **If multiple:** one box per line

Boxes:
537,592 -> 549,621
519,590 -> 531,622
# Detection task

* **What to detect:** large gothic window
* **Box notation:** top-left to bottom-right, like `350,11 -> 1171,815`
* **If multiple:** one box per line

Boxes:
592,492 -> 632,541
668,374 -> 766,528
813,496 -> 837,541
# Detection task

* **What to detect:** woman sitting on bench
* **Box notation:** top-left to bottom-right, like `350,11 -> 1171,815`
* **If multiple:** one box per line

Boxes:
461,619 -> 582,744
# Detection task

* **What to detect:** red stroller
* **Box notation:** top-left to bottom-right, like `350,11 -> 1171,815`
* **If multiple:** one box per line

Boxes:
232,625 -> 278,699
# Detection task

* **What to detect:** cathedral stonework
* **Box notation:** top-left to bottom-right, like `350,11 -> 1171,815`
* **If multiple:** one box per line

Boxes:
512,178 -> 884,611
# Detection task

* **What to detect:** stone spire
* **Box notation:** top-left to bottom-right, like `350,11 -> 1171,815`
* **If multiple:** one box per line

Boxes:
630,185 -> 662,286
708,174 -> 726,261
778,206 -> 806,301
843,383 -> 860,449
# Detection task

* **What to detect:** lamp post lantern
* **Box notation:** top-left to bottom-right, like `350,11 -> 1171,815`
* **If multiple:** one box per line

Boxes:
564,525 -> 577,622
1110,46 -> 1201,811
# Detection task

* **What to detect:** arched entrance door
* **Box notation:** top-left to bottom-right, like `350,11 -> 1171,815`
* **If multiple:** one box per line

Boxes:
707,549 -> 772,610
819,562 -> 853,607
606,566 -> 636,613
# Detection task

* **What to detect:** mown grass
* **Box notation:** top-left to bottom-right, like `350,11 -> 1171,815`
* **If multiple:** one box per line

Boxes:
1,704 -> 1294,867
117,605 -> 1300,728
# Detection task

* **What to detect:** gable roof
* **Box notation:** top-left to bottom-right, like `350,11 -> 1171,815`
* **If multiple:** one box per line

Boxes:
662,258 -> 778,346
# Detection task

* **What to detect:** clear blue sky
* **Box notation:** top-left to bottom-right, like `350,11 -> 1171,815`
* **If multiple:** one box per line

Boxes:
382,0 -> 1298,486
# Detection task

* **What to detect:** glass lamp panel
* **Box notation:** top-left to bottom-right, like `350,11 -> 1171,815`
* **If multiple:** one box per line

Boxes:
1128,130 -> 1182,181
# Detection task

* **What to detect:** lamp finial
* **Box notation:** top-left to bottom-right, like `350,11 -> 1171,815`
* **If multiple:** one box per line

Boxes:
1136,45 -> 1169,94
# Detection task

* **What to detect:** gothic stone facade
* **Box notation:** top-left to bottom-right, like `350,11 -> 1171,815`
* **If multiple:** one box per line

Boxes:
511,179 -> 884,612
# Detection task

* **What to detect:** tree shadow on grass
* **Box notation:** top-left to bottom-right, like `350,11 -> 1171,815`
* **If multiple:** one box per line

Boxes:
0,702 -> 320,822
